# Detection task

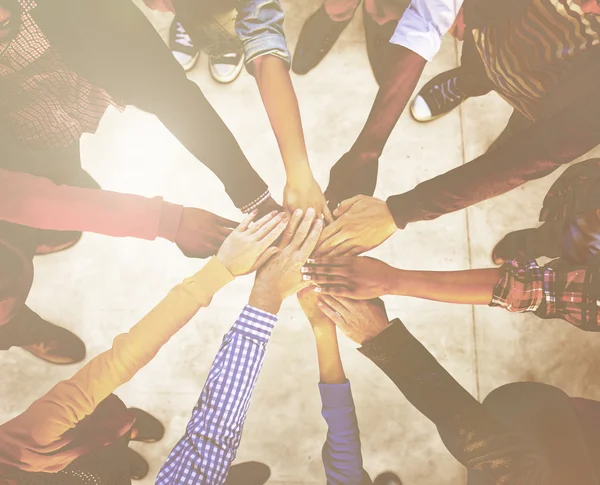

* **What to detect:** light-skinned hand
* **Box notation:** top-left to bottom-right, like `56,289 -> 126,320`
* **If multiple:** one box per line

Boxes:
249,208 -> 324,314
317,295 -> 390,345
216,210 -> 289,276
297,287 -> 335,331
315,195 -> 397,257
284,173 -> 333,224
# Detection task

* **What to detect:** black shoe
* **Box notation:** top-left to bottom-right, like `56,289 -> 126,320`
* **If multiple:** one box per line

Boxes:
13,307 -> 86,365
363,3 -> 398,86
492,228 -> 538,265
129,408 -> 165,443
292,5 -> 352,75
373,472 -> 403,485
224,461 -> 270,485
169,18 -> 200,72
127,448 -> 149,480
411,67 -> 469,121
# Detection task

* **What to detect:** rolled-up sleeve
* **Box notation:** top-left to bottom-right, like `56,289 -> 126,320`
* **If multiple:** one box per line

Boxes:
235,0 -> 291,71
489,260 -> 546,313
390,0 -> 463,61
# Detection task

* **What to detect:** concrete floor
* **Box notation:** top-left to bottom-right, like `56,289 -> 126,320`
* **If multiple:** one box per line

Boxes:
2,1 -> 600,483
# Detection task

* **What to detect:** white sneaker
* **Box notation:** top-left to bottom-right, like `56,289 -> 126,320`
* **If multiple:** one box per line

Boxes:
209,51 -> 244,84
169,19 -> 200,72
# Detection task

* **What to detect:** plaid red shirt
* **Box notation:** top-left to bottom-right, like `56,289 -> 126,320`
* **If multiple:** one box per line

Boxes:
490,259 -> 600,331
0,0 -> 123,149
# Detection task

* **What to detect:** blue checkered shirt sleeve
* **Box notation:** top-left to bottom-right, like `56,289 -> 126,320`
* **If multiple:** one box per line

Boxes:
156,305 -> 277,485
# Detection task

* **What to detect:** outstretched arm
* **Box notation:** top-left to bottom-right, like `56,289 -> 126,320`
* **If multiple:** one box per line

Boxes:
238,0 -> 331,221
324,0 -> 462,209
304,256 -> 502,304
298,290 -> 368,485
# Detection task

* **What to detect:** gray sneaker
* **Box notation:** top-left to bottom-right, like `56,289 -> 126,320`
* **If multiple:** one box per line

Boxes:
209,51 -> 244,84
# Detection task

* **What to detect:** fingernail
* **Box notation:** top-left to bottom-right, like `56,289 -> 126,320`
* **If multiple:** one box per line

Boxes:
294,208 -> 303,216
306,207 -> 315,215
300,267 -> 309,273
302,275 -> 311,281
313,286 -> 322,293
271,210 -> 278,215
315,219 -> 323,226
307,258 -> 315,264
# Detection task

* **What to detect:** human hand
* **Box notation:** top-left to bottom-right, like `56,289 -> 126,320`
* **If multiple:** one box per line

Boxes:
175,207 -> 238,259
249,208 -> 323,314
284,173 -> 333,223
141,0 -> 175,13
255,195 -> 284,219
315,195 -> 397,256
297,287 -> 335,331
216,210 -> 288,276
301,256 -> 394,299
324,151 -> 378,212
317,296 -> 390,345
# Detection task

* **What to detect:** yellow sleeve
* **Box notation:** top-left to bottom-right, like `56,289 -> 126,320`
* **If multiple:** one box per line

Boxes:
11,256 -> 234,447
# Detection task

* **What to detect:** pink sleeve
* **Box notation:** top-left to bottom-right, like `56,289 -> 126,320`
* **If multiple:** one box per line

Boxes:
0,168 -> 183,241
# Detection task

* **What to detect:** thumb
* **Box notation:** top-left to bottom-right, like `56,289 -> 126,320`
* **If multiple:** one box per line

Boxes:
251,247 -> 279,272
333,195 -> 362,218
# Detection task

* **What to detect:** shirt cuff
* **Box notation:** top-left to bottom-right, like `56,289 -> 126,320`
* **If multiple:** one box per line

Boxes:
181,257 -> 235,305
358,319 -> 410,364
232,305 -> 277,343
157,202 -> 184,242
386,194 -> 414,229
319,381 -> 355,409
243,37 -> 291,73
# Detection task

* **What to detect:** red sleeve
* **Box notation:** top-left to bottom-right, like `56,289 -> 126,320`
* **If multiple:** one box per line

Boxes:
0,168 -> 183,242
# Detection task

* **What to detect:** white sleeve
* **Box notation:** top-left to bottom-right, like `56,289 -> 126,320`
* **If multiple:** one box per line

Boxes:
389,0 -> 464,62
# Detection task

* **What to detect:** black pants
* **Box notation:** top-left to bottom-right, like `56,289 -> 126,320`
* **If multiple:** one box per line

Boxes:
0,141 -> 84,347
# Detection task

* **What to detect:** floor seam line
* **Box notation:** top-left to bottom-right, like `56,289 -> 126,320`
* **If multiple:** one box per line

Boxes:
454,33 -> 481,401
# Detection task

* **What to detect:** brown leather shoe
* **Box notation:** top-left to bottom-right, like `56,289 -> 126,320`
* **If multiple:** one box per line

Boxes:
15,307 -> 86,365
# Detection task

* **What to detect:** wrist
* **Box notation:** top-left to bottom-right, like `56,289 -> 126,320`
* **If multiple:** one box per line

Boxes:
159,202 -> 185,242
286,164 -> 314,185
312,321 -> 337,339
381,264 -> 400,295
248,285 -> 282,315
350,138 -> 383,162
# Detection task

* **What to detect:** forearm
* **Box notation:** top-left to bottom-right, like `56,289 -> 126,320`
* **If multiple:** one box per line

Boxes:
386,88 -> 600,229
253,55 -> 311,179
158,305 -> 276,485
0,168 -> 182,241
359,321 -> 551,483
388,267 -> 502,305
13,257 -> 234,447
313,325 -> 346,385
351,45 -> 426,158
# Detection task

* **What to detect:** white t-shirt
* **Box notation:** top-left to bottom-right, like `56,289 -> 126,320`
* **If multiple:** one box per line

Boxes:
389,0 -> 464,61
